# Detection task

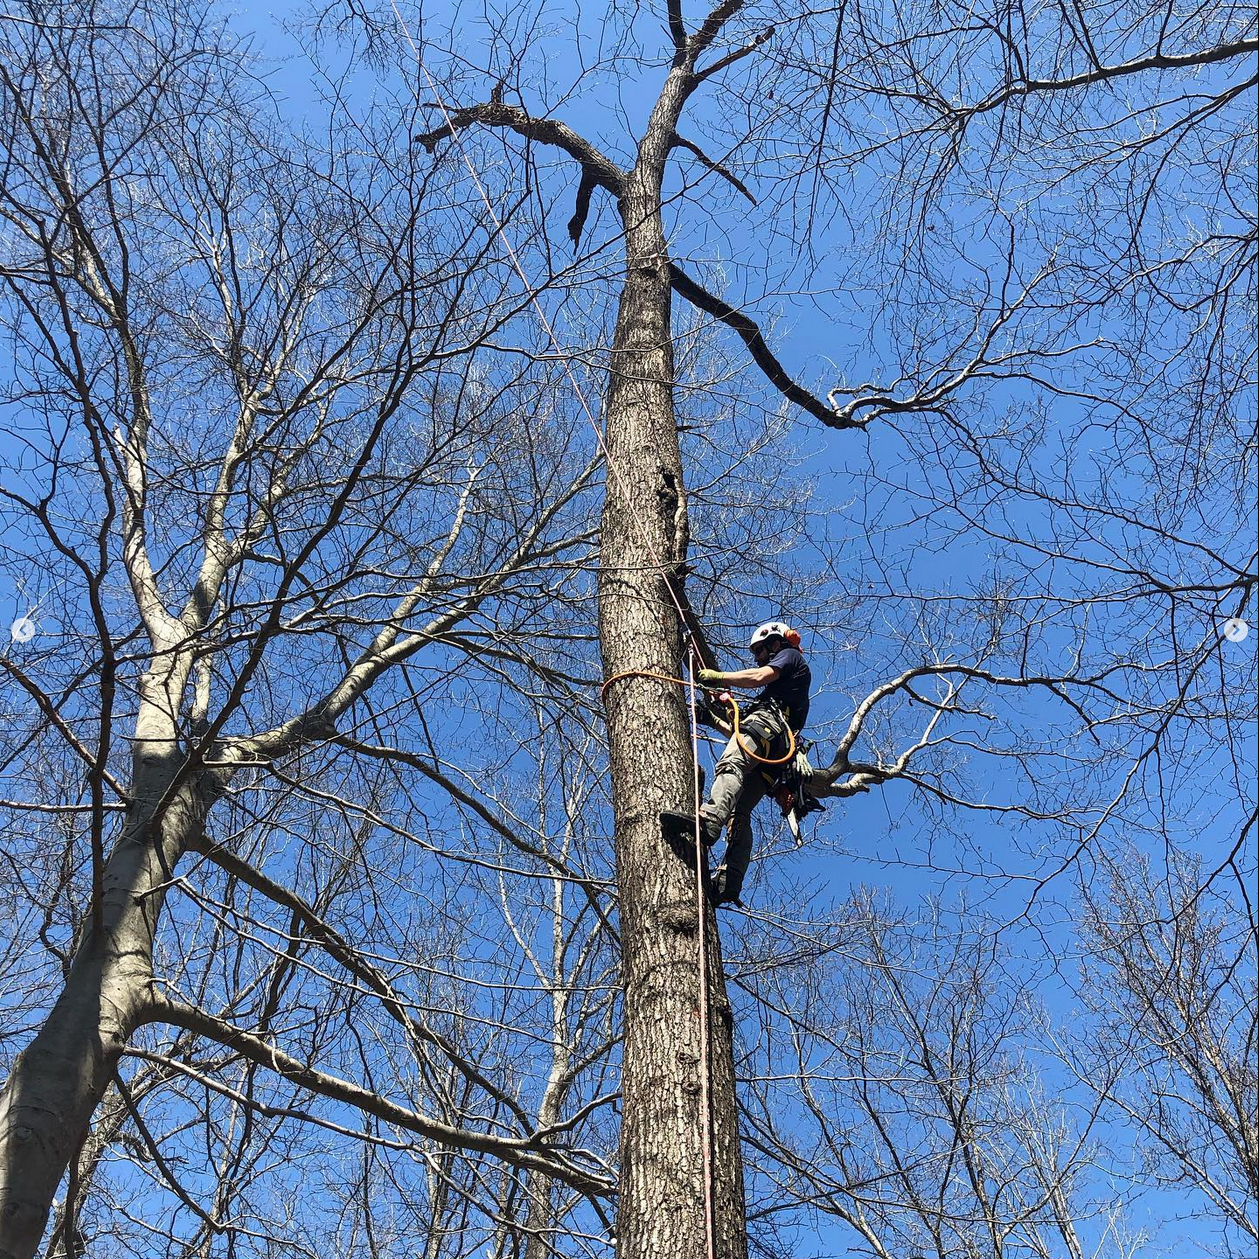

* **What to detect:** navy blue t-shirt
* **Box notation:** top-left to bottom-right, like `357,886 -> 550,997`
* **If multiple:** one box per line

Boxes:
759,646 -> 810,730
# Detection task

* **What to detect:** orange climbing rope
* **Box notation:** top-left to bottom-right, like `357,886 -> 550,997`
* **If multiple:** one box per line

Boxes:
599,668 -> 693,703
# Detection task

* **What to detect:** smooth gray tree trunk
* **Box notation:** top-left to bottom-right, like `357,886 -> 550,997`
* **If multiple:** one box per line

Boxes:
0,736 -> 215,1259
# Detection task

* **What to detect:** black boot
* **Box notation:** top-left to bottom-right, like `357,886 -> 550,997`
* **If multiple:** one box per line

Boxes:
710,866 -> 743,907
660,809 -> 721,848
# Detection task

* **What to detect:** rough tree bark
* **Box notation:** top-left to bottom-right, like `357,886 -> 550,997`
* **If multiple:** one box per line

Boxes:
595,34 -> 748,1259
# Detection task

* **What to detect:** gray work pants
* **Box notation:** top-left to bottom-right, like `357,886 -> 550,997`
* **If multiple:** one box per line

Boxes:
699,706 -> 789,888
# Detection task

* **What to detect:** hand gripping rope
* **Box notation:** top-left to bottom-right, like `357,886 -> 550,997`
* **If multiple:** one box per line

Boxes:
601,671 -> 799,767
384,5 -> 722,1253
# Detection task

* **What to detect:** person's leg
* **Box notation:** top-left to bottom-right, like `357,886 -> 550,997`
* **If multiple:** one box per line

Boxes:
699,733 -> 753,844
713,771 -> 767,904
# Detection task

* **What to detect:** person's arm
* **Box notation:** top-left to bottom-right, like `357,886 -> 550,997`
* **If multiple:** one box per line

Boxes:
698,665 -> 779,689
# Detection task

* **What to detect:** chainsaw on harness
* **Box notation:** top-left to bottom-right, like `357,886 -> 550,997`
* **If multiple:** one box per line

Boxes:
767,740 -> 827,843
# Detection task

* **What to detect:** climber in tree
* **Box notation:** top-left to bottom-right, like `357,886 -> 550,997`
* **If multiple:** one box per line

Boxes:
695,621 -> 811,906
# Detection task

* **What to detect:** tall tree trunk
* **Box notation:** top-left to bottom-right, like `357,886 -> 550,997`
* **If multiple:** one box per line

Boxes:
598,76 -> 748,1259
0,724 -> 213,1259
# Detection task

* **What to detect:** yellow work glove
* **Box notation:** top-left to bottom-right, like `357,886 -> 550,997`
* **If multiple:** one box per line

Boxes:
697,669 -> 724,687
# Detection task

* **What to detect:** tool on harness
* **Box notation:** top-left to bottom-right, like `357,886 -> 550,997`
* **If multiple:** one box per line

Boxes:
769,741 -> 827,843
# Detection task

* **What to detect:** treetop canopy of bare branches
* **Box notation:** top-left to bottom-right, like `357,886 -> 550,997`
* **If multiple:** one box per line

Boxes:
0,0 -> 1253,1255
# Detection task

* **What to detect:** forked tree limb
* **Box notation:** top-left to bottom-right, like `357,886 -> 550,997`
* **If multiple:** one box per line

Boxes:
414,101 -> 847,428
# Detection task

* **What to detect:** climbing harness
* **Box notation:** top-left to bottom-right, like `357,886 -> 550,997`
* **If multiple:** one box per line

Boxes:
728,696 -> 796,767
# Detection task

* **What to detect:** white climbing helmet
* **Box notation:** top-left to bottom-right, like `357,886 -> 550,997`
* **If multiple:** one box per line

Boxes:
749,621 -> 800,652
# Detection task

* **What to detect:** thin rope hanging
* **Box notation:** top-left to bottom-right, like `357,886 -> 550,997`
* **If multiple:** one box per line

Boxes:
685,645 -> 718,1259
385,6 -> 722,1255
